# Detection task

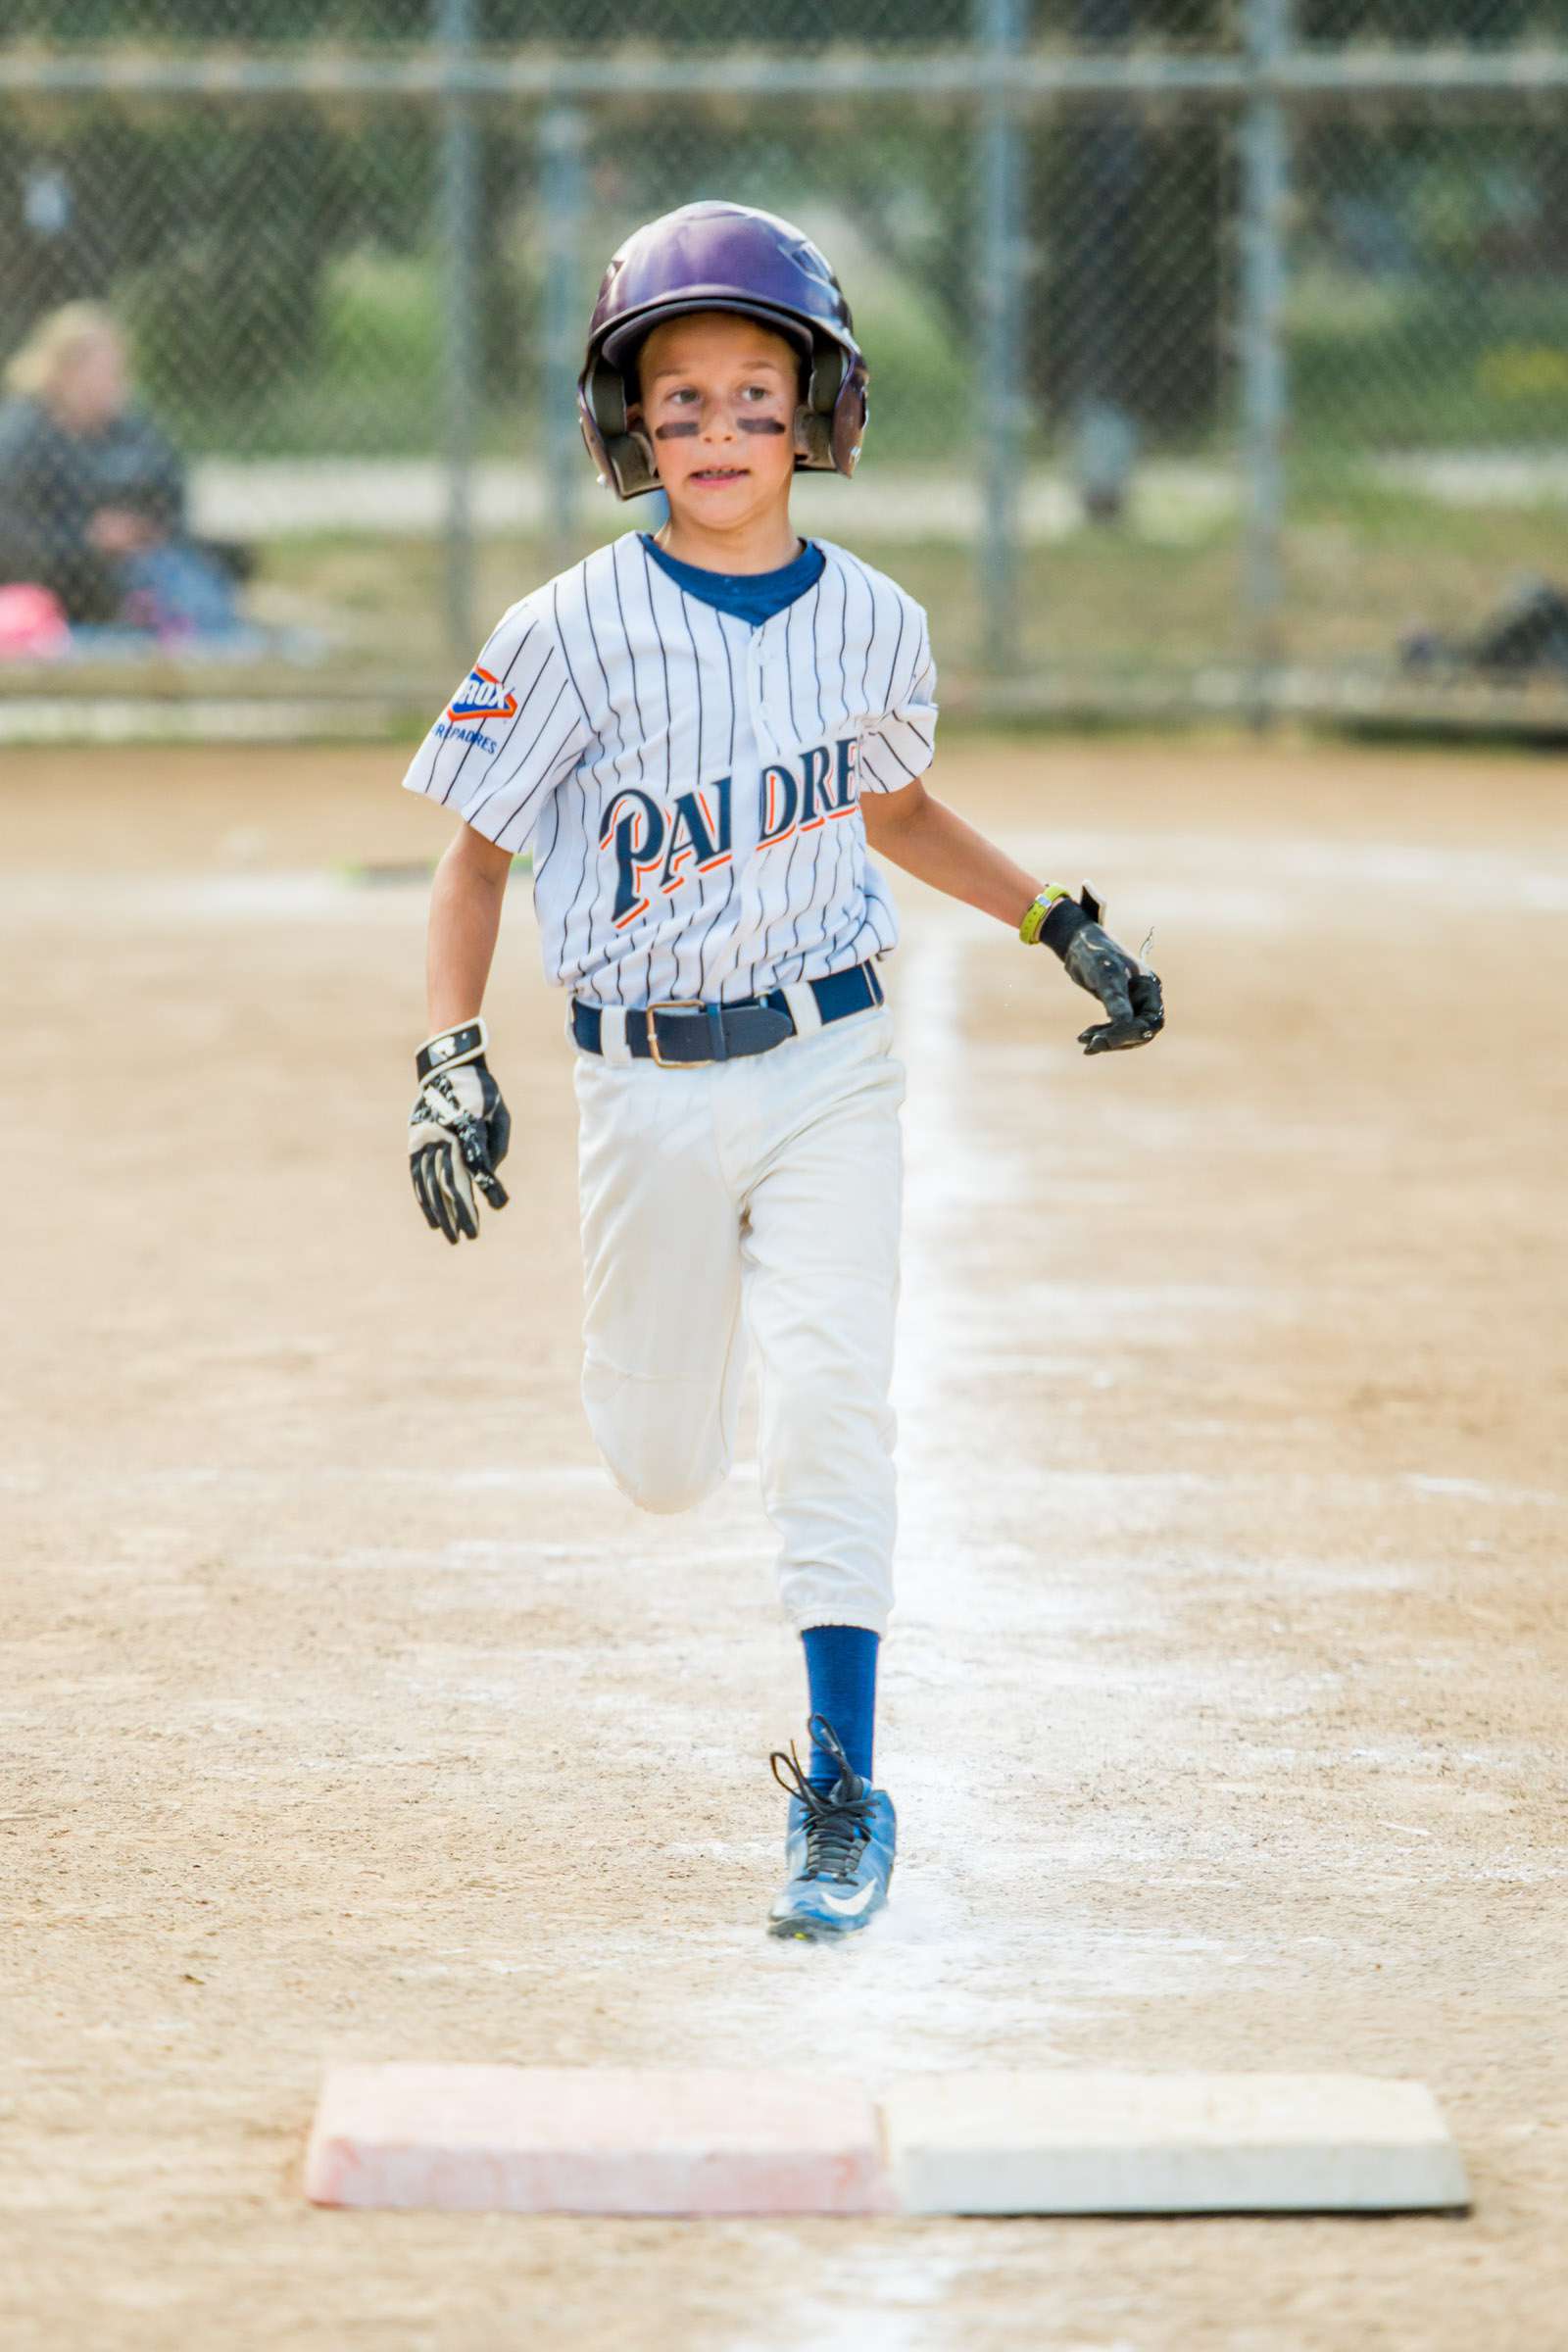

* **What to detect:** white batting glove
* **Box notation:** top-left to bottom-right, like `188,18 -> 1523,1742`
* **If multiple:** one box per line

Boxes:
408,1019 -> 512,1245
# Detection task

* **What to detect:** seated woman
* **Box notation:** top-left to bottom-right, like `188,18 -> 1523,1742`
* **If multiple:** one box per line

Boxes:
0,303 -> 250,639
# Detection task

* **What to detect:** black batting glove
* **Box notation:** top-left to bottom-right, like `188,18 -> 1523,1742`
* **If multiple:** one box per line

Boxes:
408,1019 -> 512,1244
1022,883 -> 1165,1055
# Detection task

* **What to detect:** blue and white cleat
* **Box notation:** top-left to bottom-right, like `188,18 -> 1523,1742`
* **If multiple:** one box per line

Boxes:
766,1715 -> 896,1942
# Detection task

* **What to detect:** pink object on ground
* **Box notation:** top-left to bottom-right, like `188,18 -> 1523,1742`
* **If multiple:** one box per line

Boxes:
303,2064 -> 893,2215
0,583 -> 71,659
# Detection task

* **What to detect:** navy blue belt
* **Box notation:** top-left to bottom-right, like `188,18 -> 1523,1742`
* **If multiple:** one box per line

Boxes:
571,959 -> 884,1067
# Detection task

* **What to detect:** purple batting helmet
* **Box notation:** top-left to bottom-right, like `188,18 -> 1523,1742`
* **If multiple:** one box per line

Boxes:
578,200 -> 868,501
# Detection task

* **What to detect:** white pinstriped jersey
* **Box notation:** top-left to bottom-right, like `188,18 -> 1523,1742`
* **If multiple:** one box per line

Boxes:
401,531 -> 937,1008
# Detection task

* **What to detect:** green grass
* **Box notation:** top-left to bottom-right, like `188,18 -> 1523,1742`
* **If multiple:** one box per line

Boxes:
1290,267 -> 1568,454
164,239 -> 975,465
260,253 -> 445,457
160,238 -> 1568,471
251,483 -> 1568,698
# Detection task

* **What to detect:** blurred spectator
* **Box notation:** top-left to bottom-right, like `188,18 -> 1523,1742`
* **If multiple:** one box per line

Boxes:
0,303 -> 252,638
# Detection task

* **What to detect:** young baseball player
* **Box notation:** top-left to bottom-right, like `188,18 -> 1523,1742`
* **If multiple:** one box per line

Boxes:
404,202 -> 1163,1940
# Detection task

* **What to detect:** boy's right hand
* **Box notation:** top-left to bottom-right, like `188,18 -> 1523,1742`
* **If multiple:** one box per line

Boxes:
408,1020 -> 512,1245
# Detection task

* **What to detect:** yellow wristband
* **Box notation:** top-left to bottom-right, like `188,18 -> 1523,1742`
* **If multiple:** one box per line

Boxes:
1019,885 -> 1071,947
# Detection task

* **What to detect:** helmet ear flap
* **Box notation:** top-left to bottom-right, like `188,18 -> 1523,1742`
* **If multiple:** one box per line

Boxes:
577,392 -> 612,488
830,361 -> 868,477
580,358 -> 661,500
796,340 -> 866,477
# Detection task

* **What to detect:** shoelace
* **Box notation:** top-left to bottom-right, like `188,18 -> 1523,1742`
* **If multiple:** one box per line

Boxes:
769,1715 -> 875,1883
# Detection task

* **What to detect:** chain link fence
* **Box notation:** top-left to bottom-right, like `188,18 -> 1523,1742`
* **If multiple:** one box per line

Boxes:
3,2 -> 1567,727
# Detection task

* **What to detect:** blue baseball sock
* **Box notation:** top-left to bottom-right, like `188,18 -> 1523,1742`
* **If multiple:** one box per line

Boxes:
801,1625 -> 880,1789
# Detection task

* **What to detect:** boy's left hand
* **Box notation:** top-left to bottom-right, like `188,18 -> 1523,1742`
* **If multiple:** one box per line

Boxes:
1026,885 -> 1165,1054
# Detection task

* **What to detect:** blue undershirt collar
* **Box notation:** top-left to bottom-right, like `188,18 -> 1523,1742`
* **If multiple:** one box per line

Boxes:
639,531 -> 826,627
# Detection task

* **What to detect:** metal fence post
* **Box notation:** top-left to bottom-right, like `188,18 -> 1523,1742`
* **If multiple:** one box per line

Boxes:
540,103 -> 586,570
975,0 -> 1027,676
1240,0 -> 1291,725
436,0 -> 479,662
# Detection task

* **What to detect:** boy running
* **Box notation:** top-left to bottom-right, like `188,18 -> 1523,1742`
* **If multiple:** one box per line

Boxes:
403,202 -> 1164,1940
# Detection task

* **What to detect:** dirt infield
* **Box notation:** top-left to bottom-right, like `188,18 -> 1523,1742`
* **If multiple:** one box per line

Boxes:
5,734 -> 1566,2350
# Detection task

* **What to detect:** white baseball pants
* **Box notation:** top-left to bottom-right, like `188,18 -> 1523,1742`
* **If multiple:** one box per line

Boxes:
572,1003 -> 905,1635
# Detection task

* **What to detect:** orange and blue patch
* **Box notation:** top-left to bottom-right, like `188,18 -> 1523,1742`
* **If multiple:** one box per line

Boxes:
446,666 -> 519,725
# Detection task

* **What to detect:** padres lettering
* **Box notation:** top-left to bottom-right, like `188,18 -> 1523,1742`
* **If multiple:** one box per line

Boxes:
760,738 -> 860,849
602,737 -> 861,931
601,781 -> 732,931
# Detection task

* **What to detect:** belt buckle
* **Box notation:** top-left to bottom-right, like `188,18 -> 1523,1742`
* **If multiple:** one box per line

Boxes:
646,1000 -> 710,1068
